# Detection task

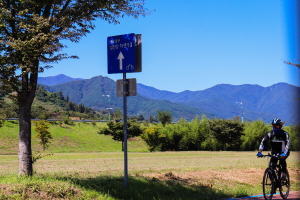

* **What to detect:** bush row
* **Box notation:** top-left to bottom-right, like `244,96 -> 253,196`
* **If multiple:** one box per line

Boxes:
141,115 -> 300,152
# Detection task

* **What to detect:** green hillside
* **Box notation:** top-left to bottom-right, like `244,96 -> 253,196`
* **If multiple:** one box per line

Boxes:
0,85 -> 107,121
44,76 -> 216,121
0,120 -> 149,154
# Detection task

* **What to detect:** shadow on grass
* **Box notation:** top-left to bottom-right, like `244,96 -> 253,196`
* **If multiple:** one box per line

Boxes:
8,120 -> 18,124
54,174 -> 235,200
2,120 -> 18,128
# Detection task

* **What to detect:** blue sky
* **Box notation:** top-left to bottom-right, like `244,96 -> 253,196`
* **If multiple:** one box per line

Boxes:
40,0 -> 300,93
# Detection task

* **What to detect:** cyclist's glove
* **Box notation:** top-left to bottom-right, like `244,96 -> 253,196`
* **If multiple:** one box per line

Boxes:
257,152 -> 263,157
280,153 -> 286,157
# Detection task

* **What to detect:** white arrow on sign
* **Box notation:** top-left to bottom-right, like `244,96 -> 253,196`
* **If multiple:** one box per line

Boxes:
117,51 -> 124,70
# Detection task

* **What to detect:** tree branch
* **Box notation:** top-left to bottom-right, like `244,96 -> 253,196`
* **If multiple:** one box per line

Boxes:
284,61 -> 300,69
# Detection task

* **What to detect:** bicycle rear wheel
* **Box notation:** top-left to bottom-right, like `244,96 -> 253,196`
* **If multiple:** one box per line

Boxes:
280,169 -> 290,199
263,169 -> 274,200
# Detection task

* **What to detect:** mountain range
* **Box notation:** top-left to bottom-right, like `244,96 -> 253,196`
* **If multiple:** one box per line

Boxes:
41,75 -> 215,121
38,74 -> 300,125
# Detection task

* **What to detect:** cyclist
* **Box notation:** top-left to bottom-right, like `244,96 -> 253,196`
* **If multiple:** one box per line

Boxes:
257,118 -> 290,181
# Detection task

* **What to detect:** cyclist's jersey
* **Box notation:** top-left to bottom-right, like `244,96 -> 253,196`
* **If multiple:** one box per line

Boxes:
259,129 -> 290,154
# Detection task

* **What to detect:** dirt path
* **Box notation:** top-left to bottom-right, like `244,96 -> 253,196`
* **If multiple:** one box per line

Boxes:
226,191 -> 300,200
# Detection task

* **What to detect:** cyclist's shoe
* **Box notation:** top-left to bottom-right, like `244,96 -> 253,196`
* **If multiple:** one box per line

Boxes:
281,173 -> 286,181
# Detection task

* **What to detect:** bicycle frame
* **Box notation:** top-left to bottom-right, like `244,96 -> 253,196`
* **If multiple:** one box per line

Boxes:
259,153 -> 290,200
267,155 -> 282,190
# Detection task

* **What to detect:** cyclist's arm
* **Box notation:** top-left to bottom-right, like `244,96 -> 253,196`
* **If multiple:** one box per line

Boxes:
259,132 -> 270,152
283,131 -> 290,155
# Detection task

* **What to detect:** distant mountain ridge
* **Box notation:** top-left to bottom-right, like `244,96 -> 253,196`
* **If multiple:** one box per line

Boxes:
38,74 -> 83,86
38,74 -> 300,125
137,82 -> 300,125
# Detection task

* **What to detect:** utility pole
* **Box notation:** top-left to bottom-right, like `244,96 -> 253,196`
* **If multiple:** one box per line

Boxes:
236,102 -> 244,123
103,95 -> 112,121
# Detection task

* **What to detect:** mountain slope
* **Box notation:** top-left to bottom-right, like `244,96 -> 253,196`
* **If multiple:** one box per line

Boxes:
43,76 -> 216,121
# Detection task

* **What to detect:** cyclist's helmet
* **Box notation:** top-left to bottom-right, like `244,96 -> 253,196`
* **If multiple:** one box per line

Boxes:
271,118 -> 283,128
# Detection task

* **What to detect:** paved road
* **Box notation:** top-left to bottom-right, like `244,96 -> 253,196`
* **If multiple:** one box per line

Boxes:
226,191 -> 300,200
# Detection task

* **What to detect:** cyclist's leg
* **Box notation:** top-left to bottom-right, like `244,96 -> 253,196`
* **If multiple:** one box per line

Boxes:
270,155 -> 278,166
270,156 -> 279,193
280,158 -> 287,174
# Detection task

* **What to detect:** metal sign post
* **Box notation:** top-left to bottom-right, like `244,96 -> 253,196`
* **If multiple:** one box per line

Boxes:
123,72 -> 128,187
107,33 -> 141,188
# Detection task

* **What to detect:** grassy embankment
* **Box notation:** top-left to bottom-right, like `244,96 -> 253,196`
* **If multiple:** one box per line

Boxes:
0,120 -> 148,154
0,121 -> 299,199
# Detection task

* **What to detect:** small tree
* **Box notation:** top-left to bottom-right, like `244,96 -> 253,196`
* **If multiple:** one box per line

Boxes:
156,110 -> 173,127
149,115 -> 154,123
34,120 -> 52,152
114,108 -> 122,119
98,118 -> 143,151
137,114 -> 145,121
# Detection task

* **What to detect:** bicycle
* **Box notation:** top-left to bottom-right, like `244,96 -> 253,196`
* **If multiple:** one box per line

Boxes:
258,153 -> 290,200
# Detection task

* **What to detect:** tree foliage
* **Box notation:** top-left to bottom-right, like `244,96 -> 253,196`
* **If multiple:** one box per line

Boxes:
156,110 -> 173,127
282,124 -> 300,151
209,118 -> 244,150
240,120 -> 270,151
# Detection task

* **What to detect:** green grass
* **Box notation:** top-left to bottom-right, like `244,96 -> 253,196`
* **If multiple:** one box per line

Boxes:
0,173 -> 230,200
0,152 -> 299,199
0,120 -> 149,154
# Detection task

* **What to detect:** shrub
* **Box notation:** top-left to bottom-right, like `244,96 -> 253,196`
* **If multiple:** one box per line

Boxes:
141,127 -> 164,152
63,117 -> 70,125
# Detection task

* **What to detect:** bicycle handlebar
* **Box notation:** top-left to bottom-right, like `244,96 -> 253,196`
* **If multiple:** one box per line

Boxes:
257,153 -> 281,158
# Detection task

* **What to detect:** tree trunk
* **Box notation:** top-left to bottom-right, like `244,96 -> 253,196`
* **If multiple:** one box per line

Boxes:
18,101 -> 33,176
18,69 -> 38,176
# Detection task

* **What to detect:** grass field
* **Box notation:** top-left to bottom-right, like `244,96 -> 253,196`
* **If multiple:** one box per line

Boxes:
0,152 -> 299,199
0,121 -> 299,199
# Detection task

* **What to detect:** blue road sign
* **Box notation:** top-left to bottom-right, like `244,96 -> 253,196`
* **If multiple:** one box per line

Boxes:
107,33 -> 135,74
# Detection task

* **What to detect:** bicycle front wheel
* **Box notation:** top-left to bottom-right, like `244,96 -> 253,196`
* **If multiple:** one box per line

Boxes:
263,169 -> 274,200
280,169 -> 290,199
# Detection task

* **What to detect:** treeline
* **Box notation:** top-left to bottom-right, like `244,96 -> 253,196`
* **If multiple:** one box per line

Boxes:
141,115 -> 300,152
